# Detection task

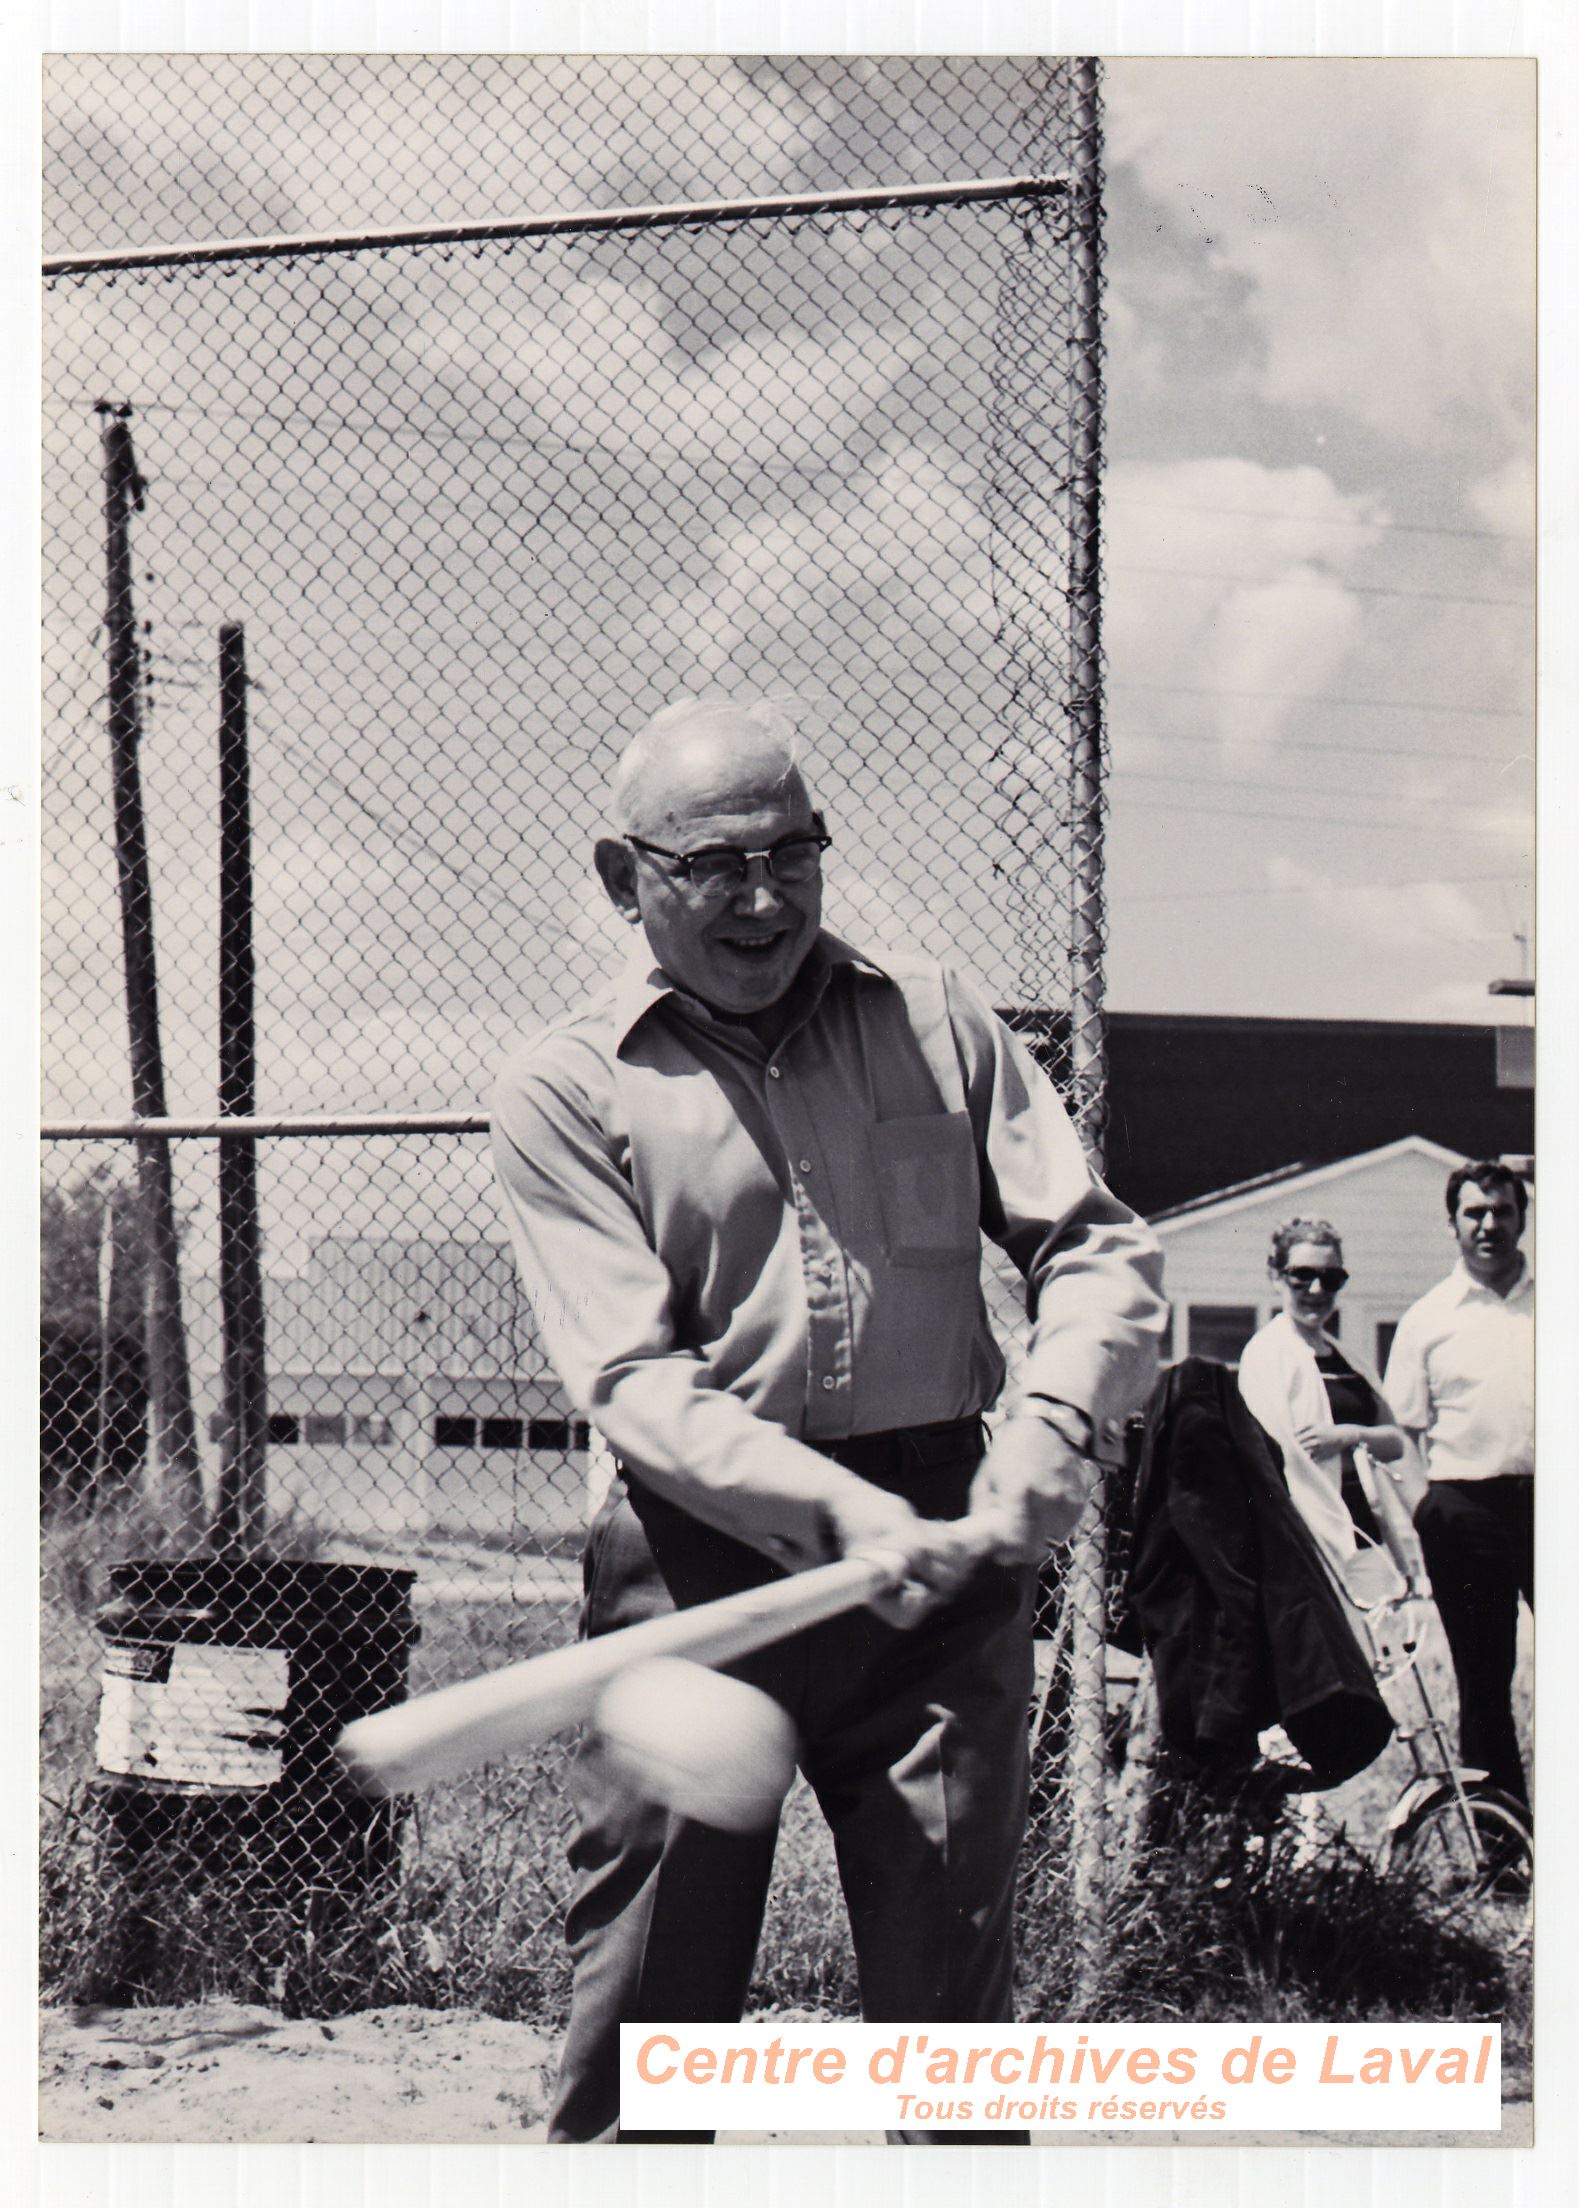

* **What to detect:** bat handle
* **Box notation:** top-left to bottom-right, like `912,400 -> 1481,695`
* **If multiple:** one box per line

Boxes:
841,1544 -> 911,1589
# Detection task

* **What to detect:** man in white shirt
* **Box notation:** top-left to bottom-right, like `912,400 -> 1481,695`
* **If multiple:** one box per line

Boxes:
1383,1160 -> 1534,1808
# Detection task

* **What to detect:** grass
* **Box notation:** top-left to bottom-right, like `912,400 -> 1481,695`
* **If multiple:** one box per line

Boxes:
1068,1790 -> 1514,2026
39,1514 -> 1534,2067
40,1536 -> 582,2023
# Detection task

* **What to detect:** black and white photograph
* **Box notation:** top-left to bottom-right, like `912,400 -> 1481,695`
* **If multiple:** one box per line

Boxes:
24,10 -> 1567,2192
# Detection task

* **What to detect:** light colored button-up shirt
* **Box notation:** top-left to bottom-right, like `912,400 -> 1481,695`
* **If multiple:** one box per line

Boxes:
489,933 -> 1166,1564
1382,1260 -> 1534,1483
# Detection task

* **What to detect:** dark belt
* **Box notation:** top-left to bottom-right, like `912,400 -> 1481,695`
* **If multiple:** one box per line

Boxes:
613,1413 -> 988,1602
809,1414 -> 985,1489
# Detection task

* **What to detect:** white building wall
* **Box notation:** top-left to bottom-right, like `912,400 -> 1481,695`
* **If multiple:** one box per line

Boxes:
1155,1143 -> 1474,1374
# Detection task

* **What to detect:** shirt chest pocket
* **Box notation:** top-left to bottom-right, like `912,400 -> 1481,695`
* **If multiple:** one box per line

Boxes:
867,1111 -> 980,1268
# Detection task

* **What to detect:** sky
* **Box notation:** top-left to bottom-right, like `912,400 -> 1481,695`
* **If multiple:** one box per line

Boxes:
1098,57 -> 1534,1025
38,51 -> 1536,1150
37,49 -> 1541,1169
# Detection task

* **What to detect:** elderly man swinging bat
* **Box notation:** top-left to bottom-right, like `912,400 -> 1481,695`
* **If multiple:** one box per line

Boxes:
488,696 -> 1167,2144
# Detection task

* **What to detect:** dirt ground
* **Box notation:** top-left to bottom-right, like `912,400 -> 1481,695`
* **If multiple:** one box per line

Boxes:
39,1998 -> 1532,2148
40,2000 -> 557,2143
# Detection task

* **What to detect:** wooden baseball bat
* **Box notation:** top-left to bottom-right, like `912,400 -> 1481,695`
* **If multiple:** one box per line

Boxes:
334,1547 -> 908,1797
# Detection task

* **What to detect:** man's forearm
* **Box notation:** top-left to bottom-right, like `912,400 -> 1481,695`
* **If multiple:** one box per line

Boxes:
585,1358 -> 893,1570
1387,1433 -> 1432,1516
1016,1202 -> 1168,1458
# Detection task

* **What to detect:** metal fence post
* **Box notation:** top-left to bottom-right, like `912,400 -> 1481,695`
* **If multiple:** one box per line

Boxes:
1062,56 -> 1113,2012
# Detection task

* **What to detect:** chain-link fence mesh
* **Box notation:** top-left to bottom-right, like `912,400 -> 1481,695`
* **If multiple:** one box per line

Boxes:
42,53 -> 1114,2023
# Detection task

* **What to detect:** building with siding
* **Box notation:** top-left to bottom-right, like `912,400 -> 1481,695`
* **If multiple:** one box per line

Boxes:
1148,1136 -> 1519,1374
1006,1009 -> 1533,1222
187,1236 -> 591,1543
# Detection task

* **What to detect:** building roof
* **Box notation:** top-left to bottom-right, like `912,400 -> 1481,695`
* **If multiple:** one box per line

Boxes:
1003,1008 -> 1534,1219
1152,1135 -> 1467,1234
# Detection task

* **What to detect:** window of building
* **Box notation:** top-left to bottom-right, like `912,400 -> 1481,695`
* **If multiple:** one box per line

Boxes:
349,1413 -> 394,1446
1159,1307 -> 1175,1362
433,1415 -> 476,1447
572,1420 -> 591,1452
528,1416 -> 571,1450
303,1413 -> 348,1446
1186,1305 -> 1259,1365
267,1414 -> 300,1446
1376,1321 -> 1398,1371
481,1417 -> 524,1449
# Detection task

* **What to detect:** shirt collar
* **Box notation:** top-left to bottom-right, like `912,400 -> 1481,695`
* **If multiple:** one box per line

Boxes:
1447,1256 -> 1534,1305
611,929 -> 889,1049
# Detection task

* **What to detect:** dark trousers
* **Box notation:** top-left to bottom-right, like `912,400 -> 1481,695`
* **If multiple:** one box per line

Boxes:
547,1420 -> 1034,2145
1415,1475 -> 1534,1808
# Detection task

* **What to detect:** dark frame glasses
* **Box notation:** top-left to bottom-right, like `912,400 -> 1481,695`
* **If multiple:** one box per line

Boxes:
625,829 -> 832,897
1282,1264 -> 1349,1292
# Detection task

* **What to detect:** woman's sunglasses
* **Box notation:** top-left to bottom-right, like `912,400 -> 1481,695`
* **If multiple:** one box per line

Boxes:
1283,1265 -> 1349,1292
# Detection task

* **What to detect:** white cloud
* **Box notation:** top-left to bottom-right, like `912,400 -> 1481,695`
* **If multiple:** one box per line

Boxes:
1107,59 -> 1534,458
1466,453 -> 1535,541
1266,855 -> 1491,951
1200,571 -> 1363,757
630,442 -> 998,680
1105,455 -> 1383,757
415,269 -> 949,480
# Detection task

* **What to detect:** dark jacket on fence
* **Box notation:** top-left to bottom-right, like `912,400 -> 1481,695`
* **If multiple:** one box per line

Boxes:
1124,1357 -> 1393,1787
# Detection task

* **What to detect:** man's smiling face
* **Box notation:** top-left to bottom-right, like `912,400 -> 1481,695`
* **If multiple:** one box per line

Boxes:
598,713 -> 824,1018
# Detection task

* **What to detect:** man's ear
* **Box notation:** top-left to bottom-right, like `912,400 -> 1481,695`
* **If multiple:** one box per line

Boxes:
594,837 -> 642,923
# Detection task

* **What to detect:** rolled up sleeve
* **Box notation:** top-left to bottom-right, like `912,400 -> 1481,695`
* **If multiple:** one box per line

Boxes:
489,1045 -> 866,1569
949,974 -> 1168,1458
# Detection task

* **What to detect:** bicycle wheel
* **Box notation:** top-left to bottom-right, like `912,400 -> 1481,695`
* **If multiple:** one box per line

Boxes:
1380,1784 -> 1532,1955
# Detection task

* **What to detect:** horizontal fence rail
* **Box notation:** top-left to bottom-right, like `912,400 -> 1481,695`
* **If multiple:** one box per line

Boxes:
45,1116 -> 495,1139
45,173 -> 1067,275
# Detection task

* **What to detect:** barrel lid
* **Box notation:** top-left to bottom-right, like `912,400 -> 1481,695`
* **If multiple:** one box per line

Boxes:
101,1557 -> 417,1640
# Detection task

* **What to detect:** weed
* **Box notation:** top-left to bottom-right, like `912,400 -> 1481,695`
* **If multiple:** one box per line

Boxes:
1016,1777 -> 1515,2028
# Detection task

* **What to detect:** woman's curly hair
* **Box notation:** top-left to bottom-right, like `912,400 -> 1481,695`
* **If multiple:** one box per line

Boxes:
1267,1217 -> 1343,1275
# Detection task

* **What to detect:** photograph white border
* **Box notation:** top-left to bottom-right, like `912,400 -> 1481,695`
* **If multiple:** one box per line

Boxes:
9,4 -> 1575,2205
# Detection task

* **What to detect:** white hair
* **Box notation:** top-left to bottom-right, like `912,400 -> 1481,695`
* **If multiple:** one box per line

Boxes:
608,694 -> 812,833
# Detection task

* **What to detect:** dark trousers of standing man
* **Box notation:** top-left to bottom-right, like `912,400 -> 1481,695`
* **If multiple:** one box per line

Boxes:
1414,1474 -> 1534,1809
546,1417 -> 1034,2146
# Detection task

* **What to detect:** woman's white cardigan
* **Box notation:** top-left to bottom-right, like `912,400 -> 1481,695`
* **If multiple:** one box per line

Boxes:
1236,1311 -> 1391,1580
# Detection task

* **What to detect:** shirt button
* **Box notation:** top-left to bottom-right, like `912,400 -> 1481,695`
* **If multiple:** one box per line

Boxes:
768,1066 -> 781,1079
821,1375 -> 836,1391
799,1158 -> 813,1173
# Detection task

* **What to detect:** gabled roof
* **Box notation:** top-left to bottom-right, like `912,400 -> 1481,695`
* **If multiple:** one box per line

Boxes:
1152,1135 -> 1466,1232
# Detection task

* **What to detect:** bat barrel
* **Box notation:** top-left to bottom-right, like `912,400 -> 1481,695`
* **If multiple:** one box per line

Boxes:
334,1549 -> 903,1798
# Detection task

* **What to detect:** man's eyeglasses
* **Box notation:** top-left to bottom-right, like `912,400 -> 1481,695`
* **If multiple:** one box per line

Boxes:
1282,1265 -> 1349,1293
625,831 -> 832,898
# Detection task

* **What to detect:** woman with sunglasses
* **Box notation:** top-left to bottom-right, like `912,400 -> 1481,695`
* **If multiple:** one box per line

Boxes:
1237,1217 -> 1414,1588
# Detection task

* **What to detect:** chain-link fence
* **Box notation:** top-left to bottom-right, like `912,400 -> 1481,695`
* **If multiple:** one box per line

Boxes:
42,53 -> 1115,2023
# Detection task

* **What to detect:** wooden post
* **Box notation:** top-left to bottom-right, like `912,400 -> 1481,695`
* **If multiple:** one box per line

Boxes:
213,622 -> 269,1551
97,401 -> 202,1529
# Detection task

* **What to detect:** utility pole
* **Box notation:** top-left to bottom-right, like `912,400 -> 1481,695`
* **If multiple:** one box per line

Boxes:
213,622 -> 269,1551
97,401 -> 202,1529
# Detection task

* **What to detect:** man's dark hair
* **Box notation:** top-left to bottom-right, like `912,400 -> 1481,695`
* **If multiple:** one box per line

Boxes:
1445,1158 -> 1529,1226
